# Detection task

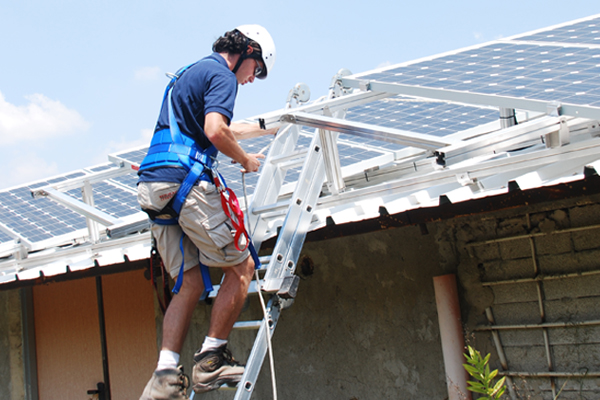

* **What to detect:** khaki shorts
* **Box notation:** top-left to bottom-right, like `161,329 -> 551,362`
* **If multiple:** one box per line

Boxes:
137,181 -> 249,278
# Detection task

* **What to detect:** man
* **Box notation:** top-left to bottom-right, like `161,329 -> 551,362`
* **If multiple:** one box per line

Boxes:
138,25 -> 278,399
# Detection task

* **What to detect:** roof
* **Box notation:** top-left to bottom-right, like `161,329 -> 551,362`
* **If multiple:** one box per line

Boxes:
1,14 -> 600,287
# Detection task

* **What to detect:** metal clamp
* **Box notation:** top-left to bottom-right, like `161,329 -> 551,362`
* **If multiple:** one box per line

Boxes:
547,101 -> 562,117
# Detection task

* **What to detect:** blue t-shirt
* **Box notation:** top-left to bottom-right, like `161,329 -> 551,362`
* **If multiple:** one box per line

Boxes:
138,53 -> 238,183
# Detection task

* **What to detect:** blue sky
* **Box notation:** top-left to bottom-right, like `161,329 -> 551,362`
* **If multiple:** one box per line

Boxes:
0,1 -> 598,189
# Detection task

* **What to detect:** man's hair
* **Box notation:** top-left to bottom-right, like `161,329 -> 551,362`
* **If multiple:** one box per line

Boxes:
212,29 -> 262,58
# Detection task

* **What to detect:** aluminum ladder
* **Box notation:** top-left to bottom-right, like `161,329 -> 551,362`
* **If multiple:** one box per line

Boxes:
189,76 -> 352,399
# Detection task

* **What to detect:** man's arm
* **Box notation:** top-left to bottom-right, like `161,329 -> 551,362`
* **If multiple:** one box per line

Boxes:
230,121 -> 279,140
204,112 -> 263,173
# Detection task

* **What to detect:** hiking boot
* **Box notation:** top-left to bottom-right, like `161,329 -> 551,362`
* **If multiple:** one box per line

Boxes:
140,366 -> 189,400
192,345 -> 245,393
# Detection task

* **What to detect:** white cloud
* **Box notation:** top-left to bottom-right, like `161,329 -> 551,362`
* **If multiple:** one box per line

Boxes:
377,61 -> 393,69
91,128 -> 153,165
1,151 -> 60,190
134,66 -> 162,81
0,91 -> 89,146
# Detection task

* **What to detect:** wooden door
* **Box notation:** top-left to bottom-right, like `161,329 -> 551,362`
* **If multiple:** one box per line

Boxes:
33,269 -> 157,399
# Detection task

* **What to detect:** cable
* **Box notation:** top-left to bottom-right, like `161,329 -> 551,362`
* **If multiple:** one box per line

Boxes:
255,267 -> 277,400
242,172 -> 278,400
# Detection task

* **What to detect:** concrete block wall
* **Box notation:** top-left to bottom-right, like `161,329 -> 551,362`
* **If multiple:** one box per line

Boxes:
440,194 -> 600,400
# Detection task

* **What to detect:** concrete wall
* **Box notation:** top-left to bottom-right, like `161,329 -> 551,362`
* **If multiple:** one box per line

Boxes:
179,224 -> 451,399
0,289 -> 24,400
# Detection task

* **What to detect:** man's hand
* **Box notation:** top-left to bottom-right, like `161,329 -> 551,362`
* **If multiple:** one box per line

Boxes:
241,153 -> 265,173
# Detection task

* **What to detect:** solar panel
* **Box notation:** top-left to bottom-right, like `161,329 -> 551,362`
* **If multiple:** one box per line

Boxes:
0,184 -> 88,244
517,17 -> 600,45
357,42 -> 600,107
0,167 -> 144,246
345,97 -> 499,150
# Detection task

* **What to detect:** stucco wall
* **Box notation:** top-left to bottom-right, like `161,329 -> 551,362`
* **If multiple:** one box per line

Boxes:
3,192 -> 600,399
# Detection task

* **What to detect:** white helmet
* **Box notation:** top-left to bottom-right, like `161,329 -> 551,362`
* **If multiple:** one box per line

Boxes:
236,24 -> 276,79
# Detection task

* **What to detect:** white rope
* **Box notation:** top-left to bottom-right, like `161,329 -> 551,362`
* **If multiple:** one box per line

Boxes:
243,172 -> 278,400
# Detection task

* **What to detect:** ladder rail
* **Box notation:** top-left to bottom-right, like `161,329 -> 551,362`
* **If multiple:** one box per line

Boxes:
231,79 -> 351,399
247,123 -> 302,251
261,131 -> 328,291
233,296 -> 283,400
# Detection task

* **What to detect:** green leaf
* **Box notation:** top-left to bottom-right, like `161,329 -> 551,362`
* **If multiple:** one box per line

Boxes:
468,346 -> 477,358
496,386 -> 506,399
492,377 -> 505,392
467,386 -> 488,395
467,380 -> 484,388
489,369 -> 498,380
463,364 -> 479,376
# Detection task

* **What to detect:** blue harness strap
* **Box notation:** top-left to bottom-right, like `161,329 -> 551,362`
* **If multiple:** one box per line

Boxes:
145,63 -> 216,296
172,234 -> 214,296
145,58 -> 260,297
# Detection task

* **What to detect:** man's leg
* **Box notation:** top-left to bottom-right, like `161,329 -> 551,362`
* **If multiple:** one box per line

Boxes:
140,266 -> 204,400
209,255 -> 255,339
162,265 -> 205,353
192,255 -> 255,393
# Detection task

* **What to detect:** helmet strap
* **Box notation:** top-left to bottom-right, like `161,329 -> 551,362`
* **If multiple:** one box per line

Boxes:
232,37 -> 250,75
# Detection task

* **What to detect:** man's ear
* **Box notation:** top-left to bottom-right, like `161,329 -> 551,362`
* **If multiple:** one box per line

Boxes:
246,46 -> 254,55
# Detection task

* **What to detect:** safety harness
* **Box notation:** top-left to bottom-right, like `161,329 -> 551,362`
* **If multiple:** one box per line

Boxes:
139,59 -> 260,298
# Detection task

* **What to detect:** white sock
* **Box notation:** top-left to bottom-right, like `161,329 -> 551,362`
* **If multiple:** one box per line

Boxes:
200,336 -> 227,354
156,350 -> 180,371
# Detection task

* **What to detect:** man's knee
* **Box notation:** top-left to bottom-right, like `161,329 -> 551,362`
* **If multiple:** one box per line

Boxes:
177,265 -> 205,297
223,256 -> 254,281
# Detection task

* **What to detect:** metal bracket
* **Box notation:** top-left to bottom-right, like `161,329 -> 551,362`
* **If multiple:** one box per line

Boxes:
0,240 -> 30,261
499,107 -> 517,129
456,172 -> 476,186
318,106 -> 345,194
434,151 -> 446,167
544,117 -> 570,148
286,83 -> 311,108
277,275 -> 300,299
547,101 -> 562,117
329,68 -> 353,98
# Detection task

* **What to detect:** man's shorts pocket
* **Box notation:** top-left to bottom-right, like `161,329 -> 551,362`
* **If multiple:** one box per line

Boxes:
202,212 -> 234,249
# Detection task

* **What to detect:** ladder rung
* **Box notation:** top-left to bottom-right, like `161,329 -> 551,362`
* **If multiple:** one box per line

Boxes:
207,280 -> 263,299
269,148 -> 308,165
233,320 -> 263,330
218,384 -> 237,391
251,199 -> 290,216
258,255 -> 271,265
190,383 -> 236,399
